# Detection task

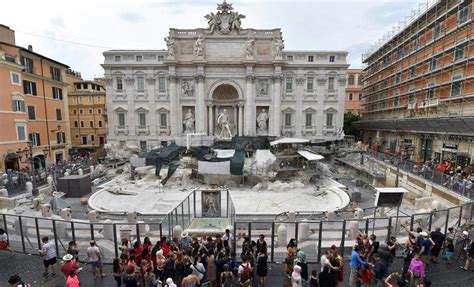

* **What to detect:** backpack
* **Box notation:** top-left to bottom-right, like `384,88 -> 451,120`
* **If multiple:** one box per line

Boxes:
413,235 -> 423,253
240,263 -> 251,284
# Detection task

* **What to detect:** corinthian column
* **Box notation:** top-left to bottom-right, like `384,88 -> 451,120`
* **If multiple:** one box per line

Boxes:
168,75 -> 178,136
245,74 -> 255,136
272,74 -> 282,136
196,74 -> 206,134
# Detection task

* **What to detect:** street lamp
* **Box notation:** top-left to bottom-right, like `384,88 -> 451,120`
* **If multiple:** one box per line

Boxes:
16,141 -> 49,196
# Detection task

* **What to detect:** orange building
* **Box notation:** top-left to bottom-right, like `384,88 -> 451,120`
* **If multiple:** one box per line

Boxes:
0,25 -> 70,172
356,1 -> 474,165
344,69 -> 364,115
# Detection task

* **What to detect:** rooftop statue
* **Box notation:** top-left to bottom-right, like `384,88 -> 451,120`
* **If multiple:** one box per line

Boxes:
204,1 -> 245,34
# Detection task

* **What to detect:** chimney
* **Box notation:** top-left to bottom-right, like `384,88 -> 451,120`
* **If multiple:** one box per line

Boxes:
0,24 -> 16,45
27,45 -> 33,51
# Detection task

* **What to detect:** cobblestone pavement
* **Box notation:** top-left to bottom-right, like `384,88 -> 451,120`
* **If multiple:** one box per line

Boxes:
1,252 -> 473,287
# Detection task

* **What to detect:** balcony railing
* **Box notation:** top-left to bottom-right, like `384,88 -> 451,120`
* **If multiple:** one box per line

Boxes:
281,126 -> 295,136
115,125 -> 129,135
136,125 -> 150,135
157,126 -> 171,135
302,126 -> 317,135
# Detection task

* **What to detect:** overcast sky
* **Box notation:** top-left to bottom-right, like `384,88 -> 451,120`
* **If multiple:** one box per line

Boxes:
0,0 -> 421,80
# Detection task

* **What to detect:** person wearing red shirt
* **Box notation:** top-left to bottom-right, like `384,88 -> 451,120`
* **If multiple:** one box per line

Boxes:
60,254 -> 79,279
359,264 -> 372,287
133,241 -> 143,265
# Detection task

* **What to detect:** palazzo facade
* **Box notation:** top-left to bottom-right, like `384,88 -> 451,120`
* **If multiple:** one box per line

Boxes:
102,2 -> 348,149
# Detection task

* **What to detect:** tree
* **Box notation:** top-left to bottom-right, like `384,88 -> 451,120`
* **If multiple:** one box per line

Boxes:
343,112 -> 362,139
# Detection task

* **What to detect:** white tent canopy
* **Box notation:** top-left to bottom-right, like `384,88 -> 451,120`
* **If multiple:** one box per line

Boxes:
254,149 -> 277,169
214,149 -> 235,158
270,137 -> 310,146
297,150 -> 324,161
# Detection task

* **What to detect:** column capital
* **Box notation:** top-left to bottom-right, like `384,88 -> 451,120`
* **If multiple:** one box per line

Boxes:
146,77 -> 155,85
125,77 -> 135,86
246,74 -> 255,82
104,77 -> 113,86
195,74 -> 205,82
168,75 -> 177,83
272,74 -> 283,83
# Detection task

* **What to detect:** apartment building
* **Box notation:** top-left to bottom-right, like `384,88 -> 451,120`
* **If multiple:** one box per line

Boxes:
66,74 -> 107,154
0,25 -> 70,172
355,0 -> 473,166
344,69 -> 365,115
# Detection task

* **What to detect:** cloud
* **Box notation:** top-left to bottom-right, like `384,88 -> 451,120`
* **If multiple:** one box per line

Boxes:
119,11 -> 145,23
49,17 -> 65,29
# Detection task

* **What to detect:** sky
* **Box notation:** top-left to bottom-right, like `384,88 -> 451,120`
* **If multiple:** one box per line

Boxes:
0,0 -> 422,80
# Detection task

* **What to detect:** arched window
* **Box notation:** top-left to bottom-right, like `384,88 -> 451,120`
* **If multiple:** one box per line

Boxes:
358,75 -> 364,85
349,93 -> 353,101
348,75 -> 355,85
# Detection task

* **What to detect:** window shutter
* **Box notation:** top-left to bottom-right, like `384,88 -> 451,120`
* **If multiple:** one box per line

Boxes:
23,81 -> 28,94
29,133 -> 33,142
37,133 -> 41,146
32,82 -> 37,95
12,100 -> 15,111
50,66 -> 53,77
59,88 -> 63,99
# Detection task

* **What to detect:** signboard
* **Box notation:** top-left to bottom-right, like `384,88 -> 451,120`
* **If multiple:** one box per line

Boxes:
374,187 -> 407,208
201,190 -> 221,217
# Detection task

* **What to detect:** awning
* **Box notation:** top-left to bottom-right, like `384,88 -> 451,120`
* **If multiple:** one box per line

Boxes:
297,150 -> 324,161
270,138 -> 310,146
255,149 -> 277,169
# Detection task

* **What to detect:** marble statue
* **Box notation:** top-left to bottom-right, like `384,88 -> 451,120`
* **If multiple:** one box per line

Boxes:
194,36 -> 204,58
275,38 -> 284,58
204,12 -> 220,34
230,11 -> 245,32
257,109 -> 269,133
164,36 -> 175,57
217,109 -> 233,139
245,37 -> 255,58
183,109 -> 195,133
204,1 -> 245,34
182,80 -> 194,97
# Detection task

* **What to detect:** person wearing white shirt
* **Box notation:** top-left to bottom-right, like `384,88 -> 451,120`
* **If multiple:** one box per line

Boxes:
87,240 -> 106,278
40,236 -> 57,277
222,229 -> 234,252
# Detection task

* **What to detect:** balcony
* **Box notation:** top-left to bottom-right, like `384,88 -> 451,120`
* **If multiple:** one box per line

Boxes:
134,89 -> 148,101
136,125 -> 150,135
281,126 -> 295,137
324,93 -> 338,101
115,125 -> 129,135
113,91 -> 127,101
323,126 -> 336,135
157,126 -> 170,135
301,126 -> 317,136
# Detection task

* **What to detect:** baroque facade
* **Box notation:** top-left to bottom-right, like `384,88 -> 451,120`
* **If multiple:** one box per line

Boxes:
103,2 -> 348,149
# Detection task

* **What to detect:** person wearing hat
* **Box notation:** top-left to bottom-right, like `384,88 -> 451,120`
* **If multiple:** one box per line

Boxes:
60,254 -> 79,279
461,238 -> 474,271
180,230 -> 192,255
418,232 -> 434,267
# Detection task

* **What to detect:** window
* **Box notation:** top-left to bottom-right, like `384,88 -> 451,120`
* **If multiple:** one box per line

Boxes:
329,55 -> 335,62
395,73 -> 401,84
90,121 -> 94,127
348,75 -> 355,85
89,96 -> 92,103
326,113 -> 333,127
433,22 -> 441,39
74,121 -> 78,128
454,45 -> 466,61
307,77 -> 314,90
91,84 -> 96,90
118,113 -> 126,127
97,96 -> 101,103
284,114 -> 292,127
158,76 -> 166,92
414,35 -> 420,50
21,56 -> 34,73
116,78 -> 123,90
115,55 -> 121,62
158,55 -> 164,62
98,108 -> 102,114
96,85 -> 100,91
52,87 -> 63,100
57,132 -> 65,144
394,97 -> 399,106
459,6 -> 469,24
137,77 -> 145,92
430,58 -> 437,70
328,77 -> 335,90
287,55 -> 293,62
358,75 -> 364,85
409,66 -> 416,78
308,55 -> 314,62
12,99 -> 25,112
75,83 -> 81,90
285,77 -> 293,91
89,109 -> 93,114
359,93 -> 362,100
160,113 -> 167,127
136,55 -> 143,62
305,113 -> 312,127
27,106 -> 36,120
397,46 -> 404,59
56,109 -> 62,120
451,82 -> 462,97
139,113 -> 146,127
80,121 -> 84,127
16,124 -> 26,141
82,136 -> 87,145
409,94 -> 416,103
50,67 -> 61,81
98,120 -> 103,127
90,135 -> 95,142
82,83 -> 88,89
427,88 -> 435,100
73,109 -> 77,115
29,133 -> 41,146
140,141 -> 147,151
79,109 -> 83,114
349,93 -> 353,101
10,72 -> 20,85
23,80 -> 37,95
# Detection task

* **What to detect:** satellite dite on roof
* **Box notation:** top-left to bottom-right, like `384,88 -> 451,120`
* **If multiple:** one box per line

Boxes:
374,187 -> 408,208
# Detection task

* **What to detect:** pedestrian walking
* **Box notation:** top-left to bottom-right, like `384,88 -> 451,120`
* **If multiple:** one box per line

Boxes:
113,257 -> 124,287
0,228 -> 14,256
60,254 -> 79,279
256,248 -> 268,286
66,269 -> 80,287
87,240 -> 106,278
39,236 -> 57,277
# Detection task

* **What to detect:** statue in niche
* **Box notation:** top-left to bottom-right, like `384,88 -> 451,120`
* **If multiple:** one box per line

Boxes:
257,109 -> 269,134
194,36 -> 204,58
258,80 -> 269,96
216,109 -> 233,139
245,37 -> 255,58
183,109 -> 195,133
275,38 -> 284,58
182,80 -> 194,97
164,36 -> 175,57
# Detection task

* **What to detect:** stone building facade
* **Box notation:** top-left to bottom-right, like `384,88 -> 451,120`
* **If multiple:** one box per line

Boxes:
344,69 -> 365,115
102,2 -> 348,149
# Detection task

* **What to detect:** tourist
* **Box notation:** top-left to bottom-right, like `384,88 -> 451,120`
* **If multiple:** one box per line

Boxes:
386,236 -> 397,259
40,236 -> 57,277
367,234 -> 379,261
358,263 -> 372,287
124,268 -> 138,287
60,254 -> 79,279
0,228 -> 14,256
154,249 -> 166,281
165,252 -> 177,282
444,238 -> 454,264
256,234 -> 267,258
256,248 -> 268,286
206,250 -> 217,286
329,246 -> 343,286
8,274 -> 31,287
133,240 -> 143,265
285,238 -> 297,276
87,240 -> 106,278
309,270 -> 319,287
383,272 -> 404,287
417,232 -> 433,266
113,257 -> 124,287
66,269 -> 80,287
228,251 -> 238,271
220,264 -> 234,287
143,237 -> 152,252
175,251 -> 187,285
181,270 -> 199,287
238,254 -> 253,287
190,256 -> 206,283
408,254 -> 425,286
430,227 -> 445,264
291,265 -> 302,287
460,238 -> 474,271
120,238 -> 132,263
349,245 -> 366,287
294,250 -> 307,284
373,253 -> 388,287
165,277 -> 177,287
215,252 -> 227,282
144,265 -> 157,287
181,231 -> 193,255
67,241 -> 80,262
